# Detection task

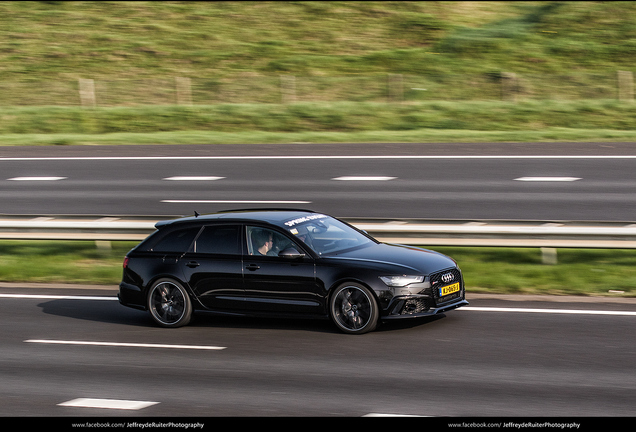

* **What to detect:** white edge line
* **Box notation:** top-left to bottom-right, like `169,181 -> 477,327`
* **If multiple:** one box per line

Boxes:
3,294 -> 634,316
0,294 -> 116,300
58,398 -> 159,410
2,155 -> 636,161
461,306 -> 636,316
25,339 -> 227,350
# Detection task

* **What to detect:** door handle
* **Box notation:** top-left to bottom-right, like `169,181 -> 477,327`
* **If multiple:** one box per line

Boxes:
246,264 -> 260,271
186,261 -> 200,268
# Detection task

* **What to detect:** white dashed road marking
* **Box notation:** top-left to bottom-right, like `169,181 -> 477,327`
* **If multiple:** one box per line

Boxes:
58,398 -> 159,411
7,176 -> 67,181
514,177 -> 581,182
25,339 -> 227,350
332,176 -> 397,181
162,199 -> 311,204
162,176 -> 225,181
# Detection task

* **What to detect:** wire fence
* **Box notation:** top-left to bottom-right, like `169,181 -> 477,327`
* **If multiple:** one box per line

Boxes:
0,72 -> 633,107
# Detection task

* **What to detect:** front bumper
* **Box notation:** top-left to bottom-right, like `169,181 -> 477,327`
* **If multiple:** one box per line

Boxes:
381,266 -> 468,319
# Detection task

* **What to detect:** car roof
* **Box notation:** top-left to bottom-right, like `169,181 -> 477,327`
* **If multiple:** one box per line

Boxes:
155,209 -> 325,229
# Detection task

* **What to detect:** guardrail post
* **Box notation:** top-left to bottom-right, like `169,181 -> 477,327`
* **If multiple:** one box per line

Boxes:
617,70 -> 634,102
95,240 -> 112,251
501,72 -> 518,102
541,247 -> 558,265
175,77 -> 193,105
280,75 -> 296,103
388,74 -> 404,103
78,78 -> 96,107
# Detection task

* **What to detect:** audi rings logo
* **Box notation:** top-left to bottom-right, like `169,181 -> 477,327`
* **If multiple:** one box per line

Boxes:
441,272 -> 455,283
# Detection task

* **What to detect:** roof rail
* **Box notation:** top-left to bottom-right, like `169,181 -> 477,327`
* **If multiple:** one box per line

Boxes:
214,208 -> 318,214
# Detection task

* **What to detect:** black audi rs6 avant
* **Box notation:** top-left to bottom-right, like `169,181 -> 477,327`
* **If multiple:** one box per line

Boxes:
119,209 -> 468,334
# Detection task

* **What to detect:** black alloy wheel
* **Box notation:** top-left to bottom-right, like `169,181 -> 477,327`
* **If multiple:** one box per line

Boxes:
330,283 -> 379,334
147,279 -> 192,328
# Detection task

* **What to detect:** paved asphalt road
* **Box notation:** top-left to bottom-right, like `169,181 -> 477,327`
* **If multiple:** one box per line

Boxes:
1,141 -> 636,220
2,142 -> 636,422
1,286 -> 635,419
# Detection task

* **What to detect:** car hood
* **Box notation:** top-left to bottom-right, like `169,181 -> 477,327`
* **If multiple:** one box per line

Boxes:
325,242 -> 457,275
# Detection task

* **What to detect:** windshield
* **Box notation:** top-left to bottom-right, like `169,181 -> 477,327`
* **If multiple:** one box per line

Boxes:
283,215 -> 374,256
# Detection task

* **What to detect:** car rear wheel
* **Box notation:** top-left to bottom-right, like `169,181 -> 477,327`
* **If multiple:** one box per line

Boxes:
330,283 -> 379,334
147,279 -> 192,328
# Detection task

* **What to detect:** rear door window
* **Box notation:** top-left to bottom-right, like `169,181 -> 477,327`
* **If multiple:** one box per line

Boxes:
194,225 -> 241,255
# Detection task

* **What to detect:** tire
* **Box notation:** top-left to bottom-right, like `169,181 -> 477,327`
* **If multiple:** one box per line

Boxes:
147,278 -> 192,328
329,283 -> 379,334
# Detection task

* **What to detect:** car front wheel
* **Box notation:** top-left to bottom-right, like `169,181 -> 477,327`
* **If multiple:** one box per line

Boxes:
330,283 -> 379,334
147,279 -> 192,328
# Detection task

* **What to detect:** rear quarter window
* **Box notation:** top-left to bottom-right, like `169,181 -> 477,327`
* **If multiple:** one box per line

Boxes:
150,227 -> 201,253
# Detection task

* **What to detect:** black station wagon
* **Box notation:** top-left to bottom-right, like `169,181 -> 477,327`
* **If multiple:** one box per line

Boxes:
119,209 -> 468,334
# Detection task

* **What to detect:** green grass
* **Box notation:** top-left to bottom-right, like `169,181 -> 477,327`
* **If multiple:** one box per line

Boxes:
0,240 -> 634,297
0,240 -> 135,285
3,100 -> 636,134
3,127 -> 636,147
433,247 -> 636,297
1,99 -> 635,145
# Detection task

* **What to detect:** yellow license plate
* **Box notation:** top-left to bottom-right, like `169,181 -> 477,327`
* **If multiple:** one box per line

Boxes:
439,282 -> 460,297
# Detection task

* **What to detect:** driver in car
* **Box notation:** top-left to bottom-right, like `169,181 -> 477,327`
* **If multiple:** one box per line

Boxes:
252,230 -> 277,256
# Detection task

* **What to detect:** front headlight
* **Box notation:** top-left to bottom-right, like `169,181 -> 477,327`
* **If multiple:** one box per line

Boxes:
379,275 -> 424,287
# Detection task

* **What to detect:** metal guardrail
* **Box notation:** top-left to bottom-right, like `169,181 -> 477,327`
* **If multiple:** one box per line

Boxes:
348,218 -> 636,249
2,215 -> 636,249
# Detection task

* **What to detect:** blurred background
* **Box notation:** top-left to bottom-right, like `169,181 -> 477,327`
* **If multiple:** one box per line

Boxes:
0,1 -> 634,138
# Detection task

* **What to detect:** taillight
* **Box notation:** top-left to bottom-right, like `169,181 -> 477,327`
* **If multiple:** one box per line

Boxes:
123,257 -> 129,269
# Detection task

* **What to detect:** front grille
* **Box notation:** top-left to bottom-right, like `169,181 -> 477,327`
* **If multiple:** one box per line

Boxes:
429,268 -> 463,305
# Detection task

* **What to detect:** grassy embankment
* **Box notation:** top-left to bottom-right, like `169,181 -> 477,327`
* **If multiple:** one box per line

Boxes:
2,2 -> 636,295
1,2 -> 636,145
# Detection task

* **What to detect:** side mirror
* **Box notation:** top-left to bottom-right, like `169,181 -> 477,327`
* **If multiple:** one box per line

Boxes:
278,247 -> 305,259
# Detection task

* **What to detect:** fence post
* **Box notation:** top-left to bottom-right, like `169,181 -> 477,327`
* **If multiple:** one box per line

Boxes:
78,78 -> 96,107
280,75 -> 296,103
501,72 -> 518,102
176,77 -> 193,105
617,70 -> 634,102
388,74 -> 403,103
